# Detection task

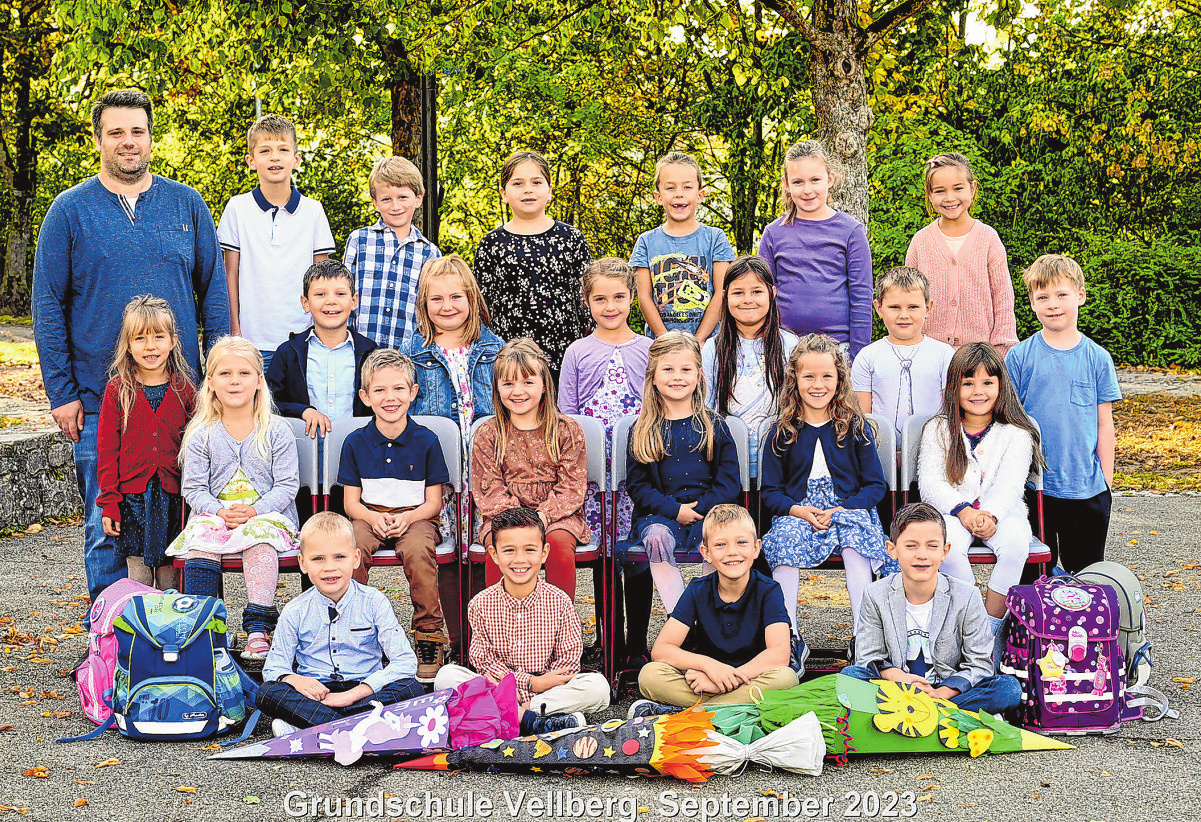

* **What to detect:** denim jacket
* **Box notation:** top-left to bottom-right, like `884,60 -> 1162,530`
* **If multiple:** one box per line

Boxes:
403,327 -> 504,421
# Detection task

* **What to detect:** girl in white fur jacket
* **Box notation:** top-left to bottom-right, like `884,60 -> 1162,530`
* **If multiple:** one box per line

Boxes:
919,343 -> 1045,635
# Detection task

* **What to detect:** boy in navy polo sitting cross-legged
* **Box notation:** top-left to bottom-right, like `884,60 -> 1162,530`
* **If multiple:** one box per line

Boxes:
633,504 -> 799,714
337,349 -> 449,682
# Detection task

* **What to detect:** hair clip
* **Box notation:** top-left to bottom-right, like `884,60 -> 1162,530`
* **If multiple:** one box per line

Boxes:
926,157 -> 940,168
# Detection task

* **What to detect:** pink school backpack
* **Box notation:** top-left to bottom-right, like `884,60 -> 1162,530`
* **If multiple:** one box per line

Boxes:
1001,576 -> 1126,734
74,578 -> 157,725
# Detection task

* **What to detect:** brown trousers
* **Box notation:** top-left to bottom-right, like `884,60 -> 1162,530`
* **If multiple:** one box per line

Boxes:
351,518 -> 445,635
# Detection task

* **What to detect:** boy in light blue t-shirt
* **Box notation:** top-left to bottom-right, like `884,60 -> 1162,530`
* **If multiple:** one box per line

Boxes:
1006,255 -> 1121,574
631,153 -> 734,343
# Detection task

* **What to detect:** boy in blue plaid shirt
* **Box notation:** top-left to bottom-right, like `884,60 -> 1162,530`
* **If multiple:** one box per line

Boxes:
343,157 -> 441,351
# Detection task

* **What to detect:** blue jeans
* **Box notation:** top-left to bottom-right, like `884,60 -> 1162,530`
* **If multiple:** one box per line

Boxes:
256,676 -> 424,728
75,412 -> 127,623
842,665 -> 1022,714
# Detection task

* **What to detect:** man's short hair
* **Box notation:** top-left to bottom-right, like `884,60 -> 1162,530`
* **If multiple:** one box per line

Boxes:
247,113 -> 298,153
889,502 -> 947,543
300,511 -> 355,553
701,503 -> 757,543
303,259 -> 356,297
1023,254 -> 1086,293
360,348 -> 416,389
368,156 -> 425,198
491,507 -> 546,544
91,89 -> 154,137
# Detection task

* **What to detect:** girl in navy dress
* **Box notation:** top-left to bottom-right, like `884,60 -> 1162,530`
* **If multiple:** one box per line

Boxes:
624,331 -> 740,650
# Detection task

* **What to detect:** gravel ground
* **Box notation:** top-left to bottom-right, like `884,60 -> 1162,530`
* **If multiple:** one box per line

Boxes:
0,495 -> 1196,822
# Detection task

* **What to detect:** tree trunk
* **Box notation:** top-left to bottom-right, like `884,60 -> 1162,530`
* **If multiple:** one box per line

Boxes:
1,64 -> 35,314
810,36 -> 873,227
388,61 -> 422,162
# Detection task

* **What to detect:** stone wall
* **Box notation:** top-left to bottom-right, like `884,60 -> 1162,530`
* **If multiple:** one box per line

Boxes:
0,431 -> 80,529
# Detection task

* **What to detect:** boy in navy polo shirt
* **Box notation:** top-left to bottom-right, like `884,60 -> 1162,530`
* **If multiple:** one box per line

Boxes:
337,349 -> 449,681
634,504 -> 798,711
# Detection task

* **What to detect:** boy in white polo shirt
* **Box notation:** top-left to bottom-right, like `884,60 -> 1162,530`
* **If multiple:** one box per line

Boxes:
218,113 -> 336,369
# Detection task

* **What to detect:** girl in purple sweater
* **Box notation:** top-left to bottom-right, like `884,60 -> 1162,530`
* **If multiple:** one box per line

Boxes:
558,258 -> 652,664
758,141 -> 873,360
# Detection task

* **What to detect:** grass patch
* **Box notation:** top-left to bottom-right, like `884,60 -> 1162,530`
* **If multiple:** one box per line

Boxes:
0,314 -> 32,326
0,340 -> 39,367
0,416 -> 23,429
1113,393 -> 1201,492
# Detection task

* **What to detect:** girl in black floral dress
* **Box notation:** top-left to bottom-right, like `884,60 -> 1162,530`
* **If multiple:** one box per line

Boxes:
474,151 -> 592,378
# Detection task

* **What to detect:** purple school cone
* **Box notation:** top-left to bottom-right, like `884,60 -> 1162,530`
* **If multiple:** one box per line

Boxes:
210,674 -> 519,765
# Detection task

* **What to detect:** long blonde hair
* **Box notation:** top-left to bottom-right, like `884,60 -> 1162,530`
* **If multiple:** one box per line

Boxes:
490,338 -> 562,465
414,254 -> 490,346
631,331 -> 716,463
109,295 -> 194,428
182,336 -> 275,462
773,333 -> 866,450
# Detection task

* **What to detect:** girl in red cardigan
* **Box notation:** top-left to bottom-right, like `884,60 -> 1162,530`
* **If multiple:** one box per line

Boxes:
97,296 -> 197,588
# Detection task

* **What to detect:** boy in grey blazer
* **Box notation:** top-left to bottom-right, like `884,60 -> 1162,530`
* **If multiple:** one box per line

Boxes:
846,502 -> 1022,714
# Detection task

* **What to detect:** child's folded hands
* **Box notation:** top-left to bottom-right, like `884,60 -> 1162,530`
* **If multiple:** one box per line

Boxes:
283,674 -> 330,701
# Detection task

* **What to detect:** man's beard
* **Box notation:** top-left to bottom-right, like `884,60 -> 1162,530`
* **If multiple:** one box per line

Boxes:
104,154 -> 149,184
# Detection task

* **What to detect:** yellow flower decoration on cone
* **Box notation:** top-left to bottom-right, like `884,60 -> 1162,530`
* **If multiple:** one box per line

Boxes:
872,681 -> 940,738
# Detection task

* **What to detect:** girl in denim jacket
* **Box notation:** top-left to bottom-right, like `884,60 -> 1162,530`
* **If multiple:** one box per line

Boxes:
405,255 -> 504,440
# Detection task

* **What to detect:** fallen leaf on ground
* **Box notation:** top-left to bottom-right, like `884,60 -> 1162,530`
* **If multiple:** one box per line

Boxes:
916,773 -> 934,779
1165,738 -> 1184,748
95,759 -> 120,768
21,767 -> 48,778
869,768 -> 894,773
72,780 -> 95,785
176,787 -> 196,793
73,799 -> 88,808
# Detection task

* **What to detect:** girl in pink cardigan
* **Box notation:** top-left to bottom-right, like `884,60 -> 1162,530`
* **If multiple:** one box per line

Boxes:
905,154 -> 1018,355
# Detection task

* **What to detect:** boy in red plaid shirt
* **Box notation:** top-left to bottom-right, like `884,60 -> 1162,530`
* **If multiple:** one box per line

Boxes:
434,507 -> 610,734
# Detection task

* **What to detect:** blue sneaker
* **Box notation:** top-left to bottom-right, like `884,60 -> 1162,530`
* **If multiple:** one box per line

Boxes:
522,709 -> 586,735
627,699 -> 681,720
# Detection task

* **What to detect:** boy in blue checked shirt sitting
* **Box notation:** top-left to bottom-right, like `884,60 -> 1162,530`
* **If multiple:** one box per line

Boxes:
343,156 -> 441,352
338,349 -> 450,682
257,512 -> 423,736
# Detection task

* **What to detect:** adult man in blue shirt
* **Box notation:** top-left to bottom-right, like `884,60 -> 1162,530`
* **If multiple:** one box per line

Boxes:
32,88 -> 229,612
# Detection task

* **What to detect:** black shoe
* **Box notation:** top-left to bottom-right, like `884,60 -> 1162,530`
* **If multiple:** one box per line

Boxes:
581,642 -> 605,672
627,699 -> 681,720
521,708 -> 585,735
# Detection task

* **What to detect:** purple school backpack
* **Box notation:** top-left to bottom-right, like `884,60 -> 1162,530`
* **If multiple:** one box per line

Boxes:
1001,577 -> 1126,734
74,578 -> 157,725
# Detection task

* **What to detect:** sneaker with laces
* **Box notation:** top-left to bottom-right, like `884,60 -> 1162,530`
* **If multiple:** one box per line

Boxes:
240,631 -> 272,662
627,699 -> 681,720
413,630 -> 448,683
522,709 -> 586,735
271,718 -> 298,738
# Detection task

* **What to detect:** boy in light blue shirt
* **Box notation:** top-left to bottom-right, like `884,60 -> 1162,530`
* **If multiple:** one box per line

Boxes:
1006,255 -> 1121,574
257,513 -> 422,734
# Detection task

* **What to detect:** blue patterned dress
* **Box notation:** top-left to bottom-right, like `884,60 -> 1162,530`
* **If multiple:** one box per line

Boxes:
762,422 -> 893,573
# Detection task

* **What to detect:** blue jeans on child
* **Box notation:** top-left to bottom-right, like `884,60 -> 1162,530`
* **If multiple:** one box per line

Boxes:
841,665 -> 1022,714
75,412 -> 127,624
256,676 -> 424,728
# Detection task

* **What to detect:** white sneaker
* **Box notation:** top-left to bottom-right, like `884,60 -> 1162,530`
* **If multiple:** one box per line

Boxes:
272,718 -> 298,738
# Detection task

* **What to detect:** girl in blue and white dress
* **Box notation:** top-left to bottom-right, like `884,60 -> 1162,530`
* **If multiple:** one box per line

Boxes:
760,333 -> 891,633
559,258 -> 653,662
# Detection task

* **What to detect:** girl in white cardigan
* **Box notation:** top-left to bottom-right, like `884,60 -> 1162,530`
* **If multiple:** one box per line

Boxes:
919,343 -> 1044,635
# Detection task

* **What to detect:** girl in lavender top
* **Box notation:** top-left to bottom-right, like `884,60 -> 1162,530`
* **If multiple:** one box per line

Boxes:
559,258 -> 653,662
758,141 -> 873,360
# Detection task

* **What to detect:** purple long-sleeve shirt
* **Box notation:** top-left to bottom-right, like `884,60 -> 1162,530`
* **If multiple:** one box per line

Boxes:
757,210 -> 873,358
